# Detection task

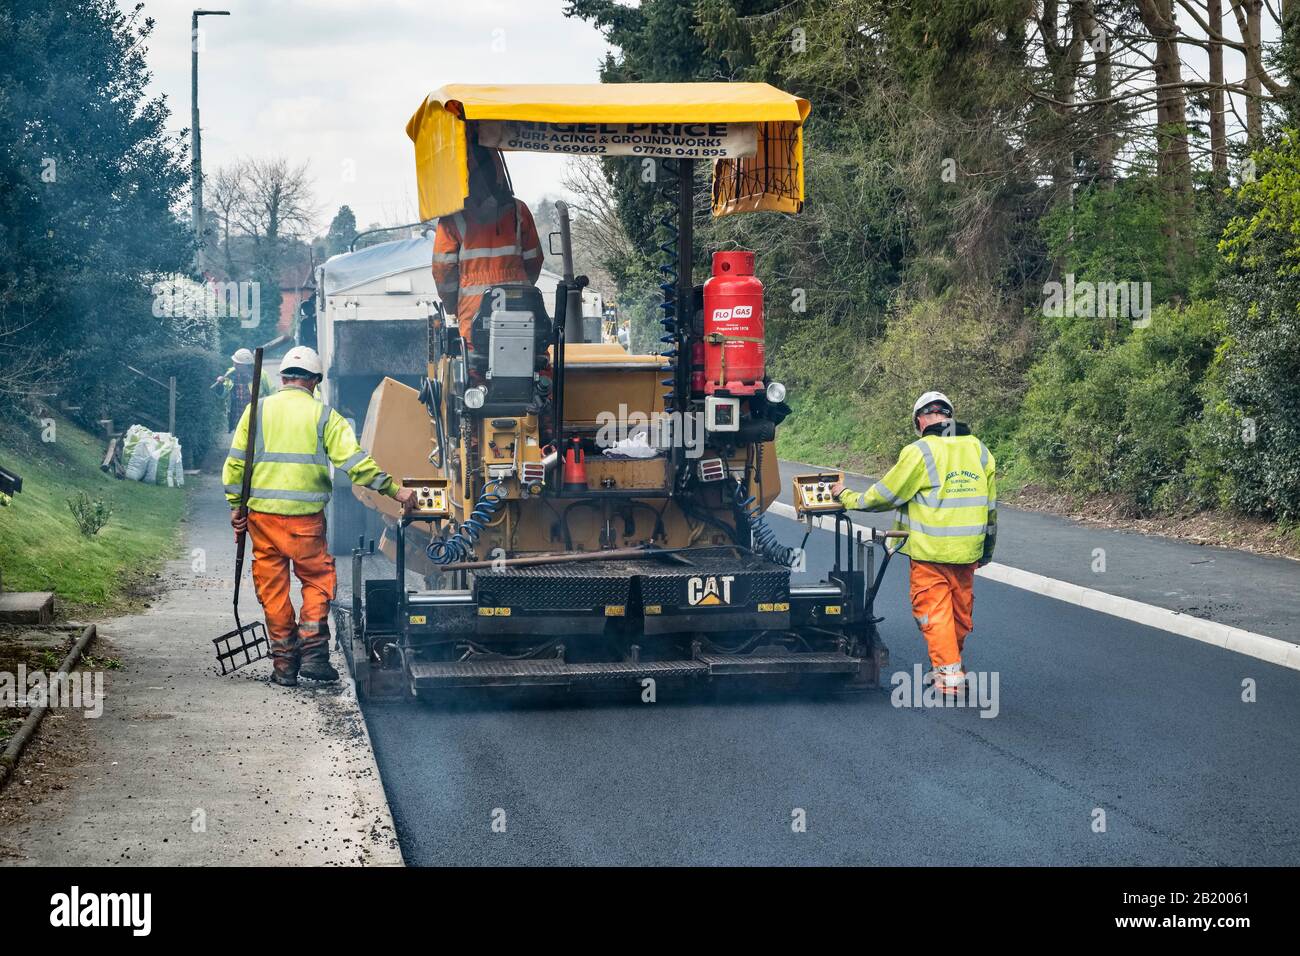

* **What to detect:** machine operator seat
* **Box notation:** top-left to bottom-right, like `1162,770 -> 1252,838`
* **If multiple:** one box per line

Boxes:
465,283 -> 554,413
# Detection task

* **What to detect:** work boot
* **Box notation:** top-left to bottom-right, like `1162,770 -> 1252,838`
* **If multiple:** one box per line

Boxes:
298,659 -> 340,682
269,670 -> 298,688
298,620 -> 337,681
929,665 -> 967,700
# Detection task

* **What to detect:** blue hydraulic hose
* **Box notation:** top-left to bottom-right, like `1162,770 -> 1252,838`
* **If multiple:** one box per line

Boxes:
734,480 -> 796,567
426,480 -> 507,565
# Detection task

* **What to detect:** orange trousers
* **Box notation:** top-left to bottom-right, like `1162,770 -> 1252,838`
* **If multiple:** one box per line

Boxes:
908,560 -> 976,674
247,511 -> 336,676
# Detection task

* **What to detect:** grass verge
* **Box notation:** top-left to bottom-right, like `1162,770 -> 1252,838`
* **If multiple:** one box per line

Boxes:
775,394 -> 888,475
0,412 -> 189,615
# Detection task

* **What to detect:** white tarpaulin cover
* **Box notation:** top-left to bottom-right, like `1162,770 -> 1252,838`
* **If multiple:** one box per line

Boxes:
321,235 -> 434,295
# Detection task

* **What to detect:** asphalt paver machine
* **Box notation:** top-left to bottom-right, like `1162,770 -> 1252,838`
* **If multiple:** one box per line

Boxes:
333,83 -> 908,699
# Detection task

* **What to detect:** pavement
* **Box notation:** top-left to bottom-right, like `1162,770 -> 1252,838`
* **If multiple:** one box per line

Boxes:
358,461 -> 1300,866
0,475 -> 401,866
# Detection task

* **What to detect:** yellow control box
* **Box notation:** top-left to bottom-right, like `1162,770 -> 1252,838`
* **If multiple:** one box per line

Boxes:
792,472 -> 845,515
401,477 -> 451,517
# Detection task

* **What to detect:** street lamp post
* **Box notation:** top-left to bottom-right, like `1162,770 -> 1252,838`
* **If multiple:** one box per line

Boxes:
191,9 -> 230,254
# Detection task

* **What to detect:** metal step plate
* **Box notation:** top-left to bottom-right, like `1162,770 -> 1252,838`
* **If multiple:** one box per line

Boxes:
408,658 -> 708,688
407,651 -> 864,689
696,652 -> 863,675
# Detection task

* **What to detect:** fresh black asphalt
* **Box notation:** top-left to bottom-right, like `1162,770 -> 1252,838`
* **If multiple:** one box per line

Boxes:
362,509 -> 1300,866
776,459 -> 1300,643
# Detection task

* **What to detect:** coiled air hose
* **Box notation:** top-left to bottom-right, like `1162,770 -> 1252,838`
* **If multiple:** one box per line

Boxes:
425,480 -> 506,565
734,480 -> 796,567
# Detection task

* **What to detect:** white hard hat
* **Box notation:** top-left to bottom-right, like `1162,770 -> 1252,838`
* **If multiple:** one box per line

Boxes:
279,345 -> 322,377
232,348 -> 254,365
912,390 -> 953,434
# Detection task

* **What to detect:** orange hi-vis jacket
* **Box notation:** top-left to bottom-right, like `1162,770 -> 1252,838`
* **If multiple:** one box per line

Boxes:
432,199 -> 544,339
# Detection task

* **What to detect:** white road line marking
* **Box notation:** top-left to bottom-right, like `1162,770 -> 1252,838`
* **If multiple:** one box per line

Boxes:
767,501 -> 1300,671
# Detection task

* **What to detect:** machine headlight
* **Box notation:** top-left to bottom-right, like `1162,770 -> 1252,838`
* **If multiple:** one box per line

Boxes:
766,380 -> 787,403
464,386 -> 486,410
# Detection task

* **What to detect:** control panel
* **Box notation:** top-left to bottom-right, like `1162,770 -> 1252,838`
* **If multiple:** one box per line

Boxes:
792,472 -> 845,516
401,477 -> 451,518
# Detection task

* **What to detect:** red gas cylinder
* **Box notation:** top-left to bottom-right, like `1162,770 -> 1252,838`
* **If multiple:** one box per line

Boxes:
702,250 -> 765,395
690,339 -> 706,395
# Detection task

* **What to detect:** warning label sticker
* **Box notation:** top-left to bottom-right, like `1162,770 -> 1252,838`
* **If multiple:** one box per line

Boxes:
478,120 -> 758,159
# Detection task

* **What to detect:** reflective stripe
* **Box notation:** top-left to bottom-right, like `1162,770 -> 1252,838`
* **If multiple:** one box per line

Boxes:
871,479 -> 906,507
915,493 -> 989,509
368,472 -> 391,491
979,442 -> 990,470
317,404 -> 332,452
458,244 -> 522,259
898,515 -> 987,537
340,450 -> 368,472
258,451 -> 330,466
461,283 -> 499,296
246,487 -> 330,502
521,247 -> 541,260
223,483 -> 329,502
254,398 -> 267,458
226,447 -> 246,461
432,252 -> 459,263
911,439 -> 939,490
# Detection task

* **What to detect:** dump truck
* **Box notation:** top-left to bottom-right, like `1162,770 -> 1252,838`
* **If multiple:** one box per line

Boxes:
314,234 -> 439,553
332,82 -> 908,699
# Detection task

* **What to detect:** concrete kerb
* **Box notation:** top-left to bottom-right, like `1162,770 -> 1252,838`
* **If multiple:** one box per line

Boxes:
0,623 -> 97,790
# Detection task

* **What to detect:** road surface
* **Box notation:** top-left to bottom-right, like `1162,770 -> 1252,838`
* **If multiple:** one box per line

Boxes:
362,498 -> 1300,866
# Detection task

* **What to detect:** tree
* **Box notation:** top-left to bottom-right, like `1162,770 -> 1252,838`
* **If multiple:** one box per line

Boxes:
208,162 -> 247,276
210,156 -> 318,336
325,205 -> 358,257
1208,130 -> 1300,518
0,0 -> 194,409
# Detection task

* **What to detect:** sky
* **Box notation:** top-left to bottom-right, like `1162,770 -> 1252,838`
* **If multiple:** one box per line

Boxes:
133,0 -> 616,233
132,0 -> 1282,237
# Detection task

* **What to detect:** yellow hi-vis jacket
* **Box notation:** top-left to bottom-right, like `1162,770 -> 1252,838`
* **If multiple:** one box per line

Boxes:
839,422 -> 997,565
222,386 -> 398,515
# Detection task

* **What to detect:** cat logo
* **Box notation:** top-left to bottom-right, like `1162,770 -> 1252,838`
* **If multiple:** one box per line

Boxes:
686,574 -> 735,607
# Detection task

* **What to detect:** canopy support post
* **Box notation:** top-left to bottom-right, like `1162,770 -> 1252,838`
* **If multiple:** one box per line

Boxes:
674,159 -> 695,487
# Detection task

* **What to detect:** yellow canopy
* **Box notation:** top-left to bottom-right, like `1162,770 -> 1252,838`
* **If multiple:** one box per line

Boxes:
405,82 -> 810,220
